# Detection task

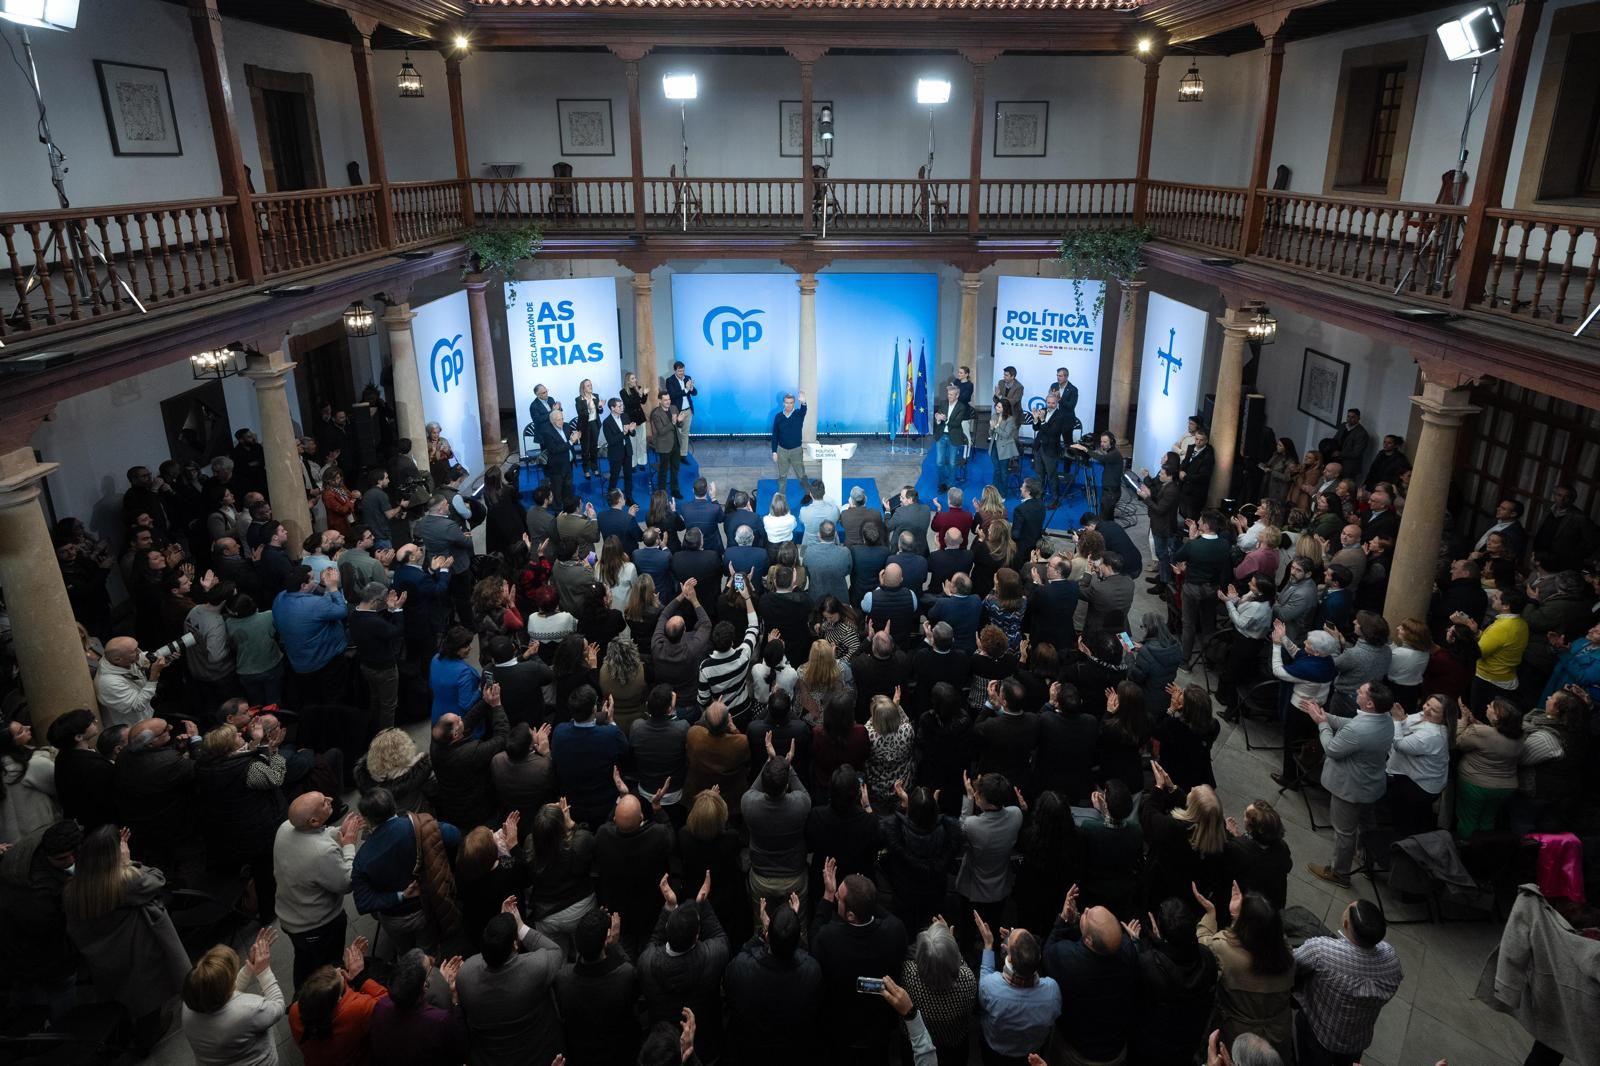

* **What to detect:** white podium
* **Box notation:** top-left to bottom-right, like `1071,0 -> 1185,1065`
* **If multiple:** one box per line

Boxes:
804,441 -> 857,504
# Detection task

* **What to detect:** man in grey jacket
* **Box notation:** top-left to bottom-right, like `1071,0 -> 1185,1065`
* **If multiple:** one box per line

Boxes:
742,748 -> 813,924
457,903 -> 565,1066
804,520 -> 852,604
885,486 -> 933,557
1303,680 -> 1396,889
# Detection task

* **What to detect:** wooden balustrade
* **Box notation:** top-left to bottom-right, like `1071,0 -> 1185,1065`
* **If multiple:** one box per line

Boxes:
1145,181 -> 1247,251
975,180 -> 1136,233
1254,190 -> 1469,300
391,180 -> 468,246
253,186 -> 383,277
813,179 -> 967,234
1,197 -> 239,341
471,178 -> 635,230
642,178 -> 805,232
1472,209 -> 1597,330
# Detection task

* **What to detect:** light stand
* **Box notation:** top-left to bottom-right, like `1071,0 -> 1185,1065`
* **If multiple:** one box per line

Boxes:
7,24 -> 144,326
1395,55 -> 1483,296
678,100 -> 691,232
925,108 -> 936,233
915,78 -> 949,234
662,73 -> 699,233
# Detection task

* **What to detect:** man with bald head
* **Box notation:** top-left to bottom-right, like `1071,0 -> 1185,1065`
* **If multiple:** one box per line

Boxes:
1329,522 -> 1367,588
1043,886 -> 1139,1065
652,578 -> 712,709
274,790 -> 364,988
849,629 -> 911,720
862,562 -> 919,647
595,780 -> 675,959
94,636 -> 171,728
112,715 -> 200,878
430,683 -> 510,831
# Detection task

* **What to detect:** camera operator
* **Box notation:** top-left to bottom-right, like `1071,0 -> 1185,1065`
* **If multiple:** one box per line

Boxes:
94,636 -> 177,728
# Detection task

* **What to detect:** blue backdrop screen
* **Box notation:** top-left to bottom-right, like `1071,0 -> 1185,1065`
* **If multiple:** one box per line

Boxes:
816,273 -> 940,435
668,273 -> 800,435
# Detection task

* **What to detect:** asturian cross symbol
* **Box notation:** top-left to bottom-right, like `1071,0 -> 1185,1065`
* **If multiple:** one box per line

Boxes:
1157,327 -> 1182,396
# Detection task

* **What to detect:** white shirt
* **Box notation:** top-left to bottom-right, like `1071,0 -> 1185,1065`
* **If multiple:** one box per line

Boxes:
95,660 -> 158,727
1387,714 -> 1449,794
763,513 -> 797,545
1474,519 -> 1514,552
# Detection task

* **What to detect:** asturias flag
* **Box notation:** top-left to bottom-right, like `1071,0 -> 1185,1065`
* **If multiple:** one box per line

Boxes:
902,341 -> 915,433
886,340 -> 903,439
913,340 -> 930,435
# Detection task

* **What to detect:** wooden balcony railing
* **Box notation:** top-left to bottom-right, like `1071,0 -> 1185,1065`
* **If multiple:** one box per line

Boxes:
1255,190 -> 1470,301
391,180 -> 468,246
470,178 -> 635,231
975,180 -> 1137,232
254,185 -> 384,277
1146,181 -> 1247,251
1,197 -> 240,342
1473,209 -> 1597,328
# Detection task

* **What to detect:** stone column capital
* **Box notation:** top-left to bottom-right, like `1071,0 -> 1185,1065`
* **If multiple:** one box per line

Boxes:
0,448 -> 56,508
242,348 -> 297,382
797,274 -> 818,295
382,303 -> 416,327
959,274 -> 983,295
631,273 -> 655,294
463,273 -> 493,293
1119,279 -> 1147,293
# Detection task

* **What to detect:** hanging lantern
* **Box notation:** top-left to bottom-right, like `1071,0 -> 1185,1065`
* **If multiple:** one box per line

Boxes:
191,343 -> 247,380
1178,63 -> 1205,102
1247,304 -> 1278,345
397,52 -> 424,97
344,300 -> 377,338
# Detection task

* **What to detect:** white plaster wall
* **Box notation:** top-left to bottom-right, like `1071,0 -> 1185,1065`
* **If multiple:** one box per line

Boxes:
372,48 -> 456,183
1145,53 -> 1257,187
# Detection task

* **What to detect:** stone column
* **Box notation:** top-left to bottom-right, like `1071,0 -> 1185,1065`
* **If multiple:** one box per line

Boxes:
1108,280 -> 1145,444
244,349 -> 313,557
464,274 -> 506,465
798,272 -> 819,445
631,273 -> 659,399
385,303 -> 428,457
0,448 -> 98,737
1384,373 -> 1478,628
1207,306 -> 1251,509
956,272 -> 982,377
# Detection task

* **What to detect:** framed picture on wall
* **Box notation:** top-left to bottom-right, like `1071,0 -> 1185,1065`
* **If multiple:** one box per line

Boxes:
94,60 -> 183,156
779,99 -> 833,157
1297,348 -> 1350,428
556,99 -> 616,156
993,100 -> 1048,157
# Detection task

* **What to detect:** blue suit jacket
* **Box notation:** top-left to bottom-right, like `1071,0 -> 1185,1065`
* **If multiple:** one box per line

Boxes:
680,497 -> 725,553
597,508 -> 642,553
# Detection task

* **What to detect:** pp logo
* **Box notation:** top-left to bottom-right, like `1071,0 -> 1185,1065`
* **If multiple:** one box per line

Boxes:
430,334 -> 465,394
702,306 -> 764,351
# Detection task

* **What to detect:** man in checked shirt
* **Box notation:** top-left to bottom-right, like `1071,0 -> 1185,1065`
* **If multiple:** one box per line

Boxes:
1291,898 -> 1404,1065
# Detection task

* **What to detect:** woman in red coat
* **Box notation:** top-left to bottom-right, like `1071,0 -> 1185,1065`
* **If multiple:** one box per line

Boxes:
288,938 -> 389,1066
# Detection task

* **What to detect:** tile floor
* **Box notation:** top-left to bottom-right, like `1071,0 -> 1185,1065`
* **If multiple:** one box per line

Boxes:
136,438 -> 1533,1066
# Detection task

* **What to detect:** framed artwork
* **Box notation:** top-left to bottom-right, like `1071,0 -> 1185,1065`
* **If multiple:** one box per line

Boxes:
1298,348 -> 1350,428
779,99 -> 833,157
993,100 -> 1048,157
94,60 -> 182,156
556,99 -> 615,156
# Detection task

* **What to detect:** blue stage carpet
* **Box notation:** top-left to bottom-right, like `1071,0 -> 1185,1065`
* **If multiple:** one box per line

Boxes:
518,452 -> 701,509
910,445 -> 1099,529
753,477 -> 881,520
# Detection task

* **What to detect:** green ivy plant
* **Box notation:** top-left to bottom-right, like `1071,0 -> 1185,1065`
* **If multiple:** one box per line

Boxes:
463,222 -> 544,301
1057,225 -> 1155,320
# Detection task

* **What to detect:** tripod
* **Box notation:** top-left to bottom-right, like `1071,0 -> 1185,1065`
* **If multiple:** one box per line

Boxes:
673,101 -> 702,232
1394,55 -> 1483,297
6,26 -> 143,328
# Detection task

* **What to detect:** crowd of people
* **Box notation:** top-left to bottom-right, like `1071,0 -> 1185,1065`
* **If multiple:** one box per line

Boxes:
1,383 -> 1597,1066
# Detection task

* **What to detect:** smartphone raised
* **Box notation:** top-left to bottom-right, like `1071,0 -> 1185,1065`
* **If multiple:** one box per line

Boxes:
732,573 -> 746,592
1117,631 -> 1134,652
855,977 -> 886,995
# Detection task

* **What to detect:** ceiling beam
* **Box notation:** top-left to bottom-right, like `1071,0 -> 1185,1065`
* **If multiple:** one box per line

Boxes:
1140,0 -> 1332,45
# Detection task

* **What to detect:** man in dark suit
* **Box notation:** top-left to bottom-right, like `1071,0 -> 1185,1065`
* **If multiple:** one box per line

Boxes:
927,527 -> 975,591
680,478 -> 725,554
1079,511 -> 1142,575
759,565 -> 814,659
723,491 -> 766,552
849,524 -> 892,609
525,484 -> 558,548
1011,477 -> 1046,559
527,383 -> 555,430
1178,428 -> 1215,517
597,490 -> 642,554
483,636 -> 553,728
887,531 -> 930,594
1032,392 -> 1070,504
537,406 -> 578,505
601,397 -> 637,506
1361,488 -> 1401,545
669,528 -> 723,616
666,361 -> 697,455
931,383 -> 972,492
1026,554 -> 1079,653
884,487 -> 932,558
839,486 -> 886,547
725,525 -> 768,594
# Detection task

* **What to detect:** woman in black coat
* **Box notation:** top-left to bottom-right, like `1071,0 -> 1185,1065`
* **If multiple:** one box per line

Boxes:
481,465 -> 526,557
1127,897 -> 1221,1066
1151,682 -> 1219,795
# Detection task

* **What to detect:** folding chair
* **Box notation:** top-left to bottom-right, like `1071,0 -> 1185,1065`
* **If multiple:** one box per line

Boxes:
1237,678 -> 1285,751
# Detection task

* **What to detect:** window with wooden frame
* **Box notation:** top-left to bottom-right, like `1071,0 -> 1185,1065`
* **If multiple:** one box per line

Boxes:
1516,5 -> 1600,213
1323,39 -> 1427,200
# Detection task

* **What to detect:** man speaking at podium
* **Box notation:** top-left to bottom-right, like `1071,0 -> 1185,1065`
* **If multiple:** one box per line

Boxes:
771,391 -> 808,495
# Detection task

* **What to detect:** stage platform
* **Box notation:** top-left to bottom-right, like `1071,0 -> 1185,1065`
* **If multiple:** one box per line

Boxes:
517,451 -> 702,508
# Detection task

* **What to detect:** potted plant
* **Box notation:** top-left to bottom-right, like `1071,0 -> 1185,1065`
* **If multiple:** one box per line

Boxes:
463,221 -> 544,301
1057,225 -> 1155,320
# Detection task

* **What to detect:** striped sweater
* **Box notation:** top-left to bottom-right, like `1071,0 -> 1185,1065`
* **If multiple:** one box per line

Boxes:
696,610 -> 761,721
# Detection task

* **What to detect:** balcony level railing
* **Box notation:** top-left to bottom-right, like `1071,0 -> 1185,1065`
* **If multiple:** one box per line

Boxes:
1,178 -> 1594,348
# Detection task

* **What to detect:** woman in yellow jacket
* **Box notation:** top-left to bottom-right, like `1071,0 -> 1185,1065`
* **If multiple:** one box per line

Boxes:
1451,586 -> 1528,715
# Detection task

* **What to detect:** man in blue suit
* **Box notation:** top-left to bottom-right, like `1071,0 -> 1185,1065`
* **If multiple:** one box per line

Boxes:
597,490 -> 642,554
1079,511 -> 1142,576
680,478 -> 724,554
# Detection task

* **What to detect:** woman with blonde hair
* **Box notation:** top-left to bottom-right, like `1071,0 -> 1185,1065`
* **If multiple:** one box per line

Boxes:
974,484 -> 1008,532
1142,772 -> 1229,909
600,636 -> 648,734
763,491 -> 796,545
973,517 -> 1017,597
65,824 -> 191,1053
1292,531 -> 1324,573
679,787 -> 750,943
623,573 -> 662,649
795,637 -> 855,723
1387,618 -> 1436,713
354,727 -> 436,814
181,929 -> 284,1066
865,694 -> 915,810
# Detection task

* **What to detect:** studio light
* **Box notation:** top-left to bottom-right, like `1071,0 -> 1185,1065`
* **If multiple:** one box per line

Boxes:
396,51 -> 424,97
1246,304 -> 1278,345
0,0 -> 79,31
343,300 -> 377,338
1136,37 -> 1152,55
819,104 -> 834,142
916,77 -> 951,105
453,33 -> 470,52
1436,4 -> 1503,61
1179,63 -> 1204,102
662,72 -> 698,100
191,342 -> 249,381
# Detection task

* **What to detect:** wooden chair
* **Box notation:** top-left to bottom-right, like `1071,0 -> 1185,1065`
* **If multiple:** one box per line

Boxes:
549,162 -> 576,218
914,165 -> 949,228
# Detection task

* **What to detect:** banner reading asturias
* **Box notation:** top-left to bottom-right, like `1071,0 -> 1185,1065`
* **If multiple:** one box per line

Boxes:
990,275 -> 1105,441
504,277 -> 623,431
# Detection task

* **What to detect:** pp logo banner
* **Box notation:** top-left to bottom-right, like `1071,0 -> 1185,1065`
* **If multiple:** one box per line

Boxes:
703,306 -> 764,351
431,334 -> 465,394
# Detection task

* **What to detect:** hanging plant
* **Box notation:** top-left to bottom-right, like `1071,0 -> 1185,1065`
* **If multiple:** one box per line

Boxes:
1057,225 -> 1155,321
463,222 -> 544,301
